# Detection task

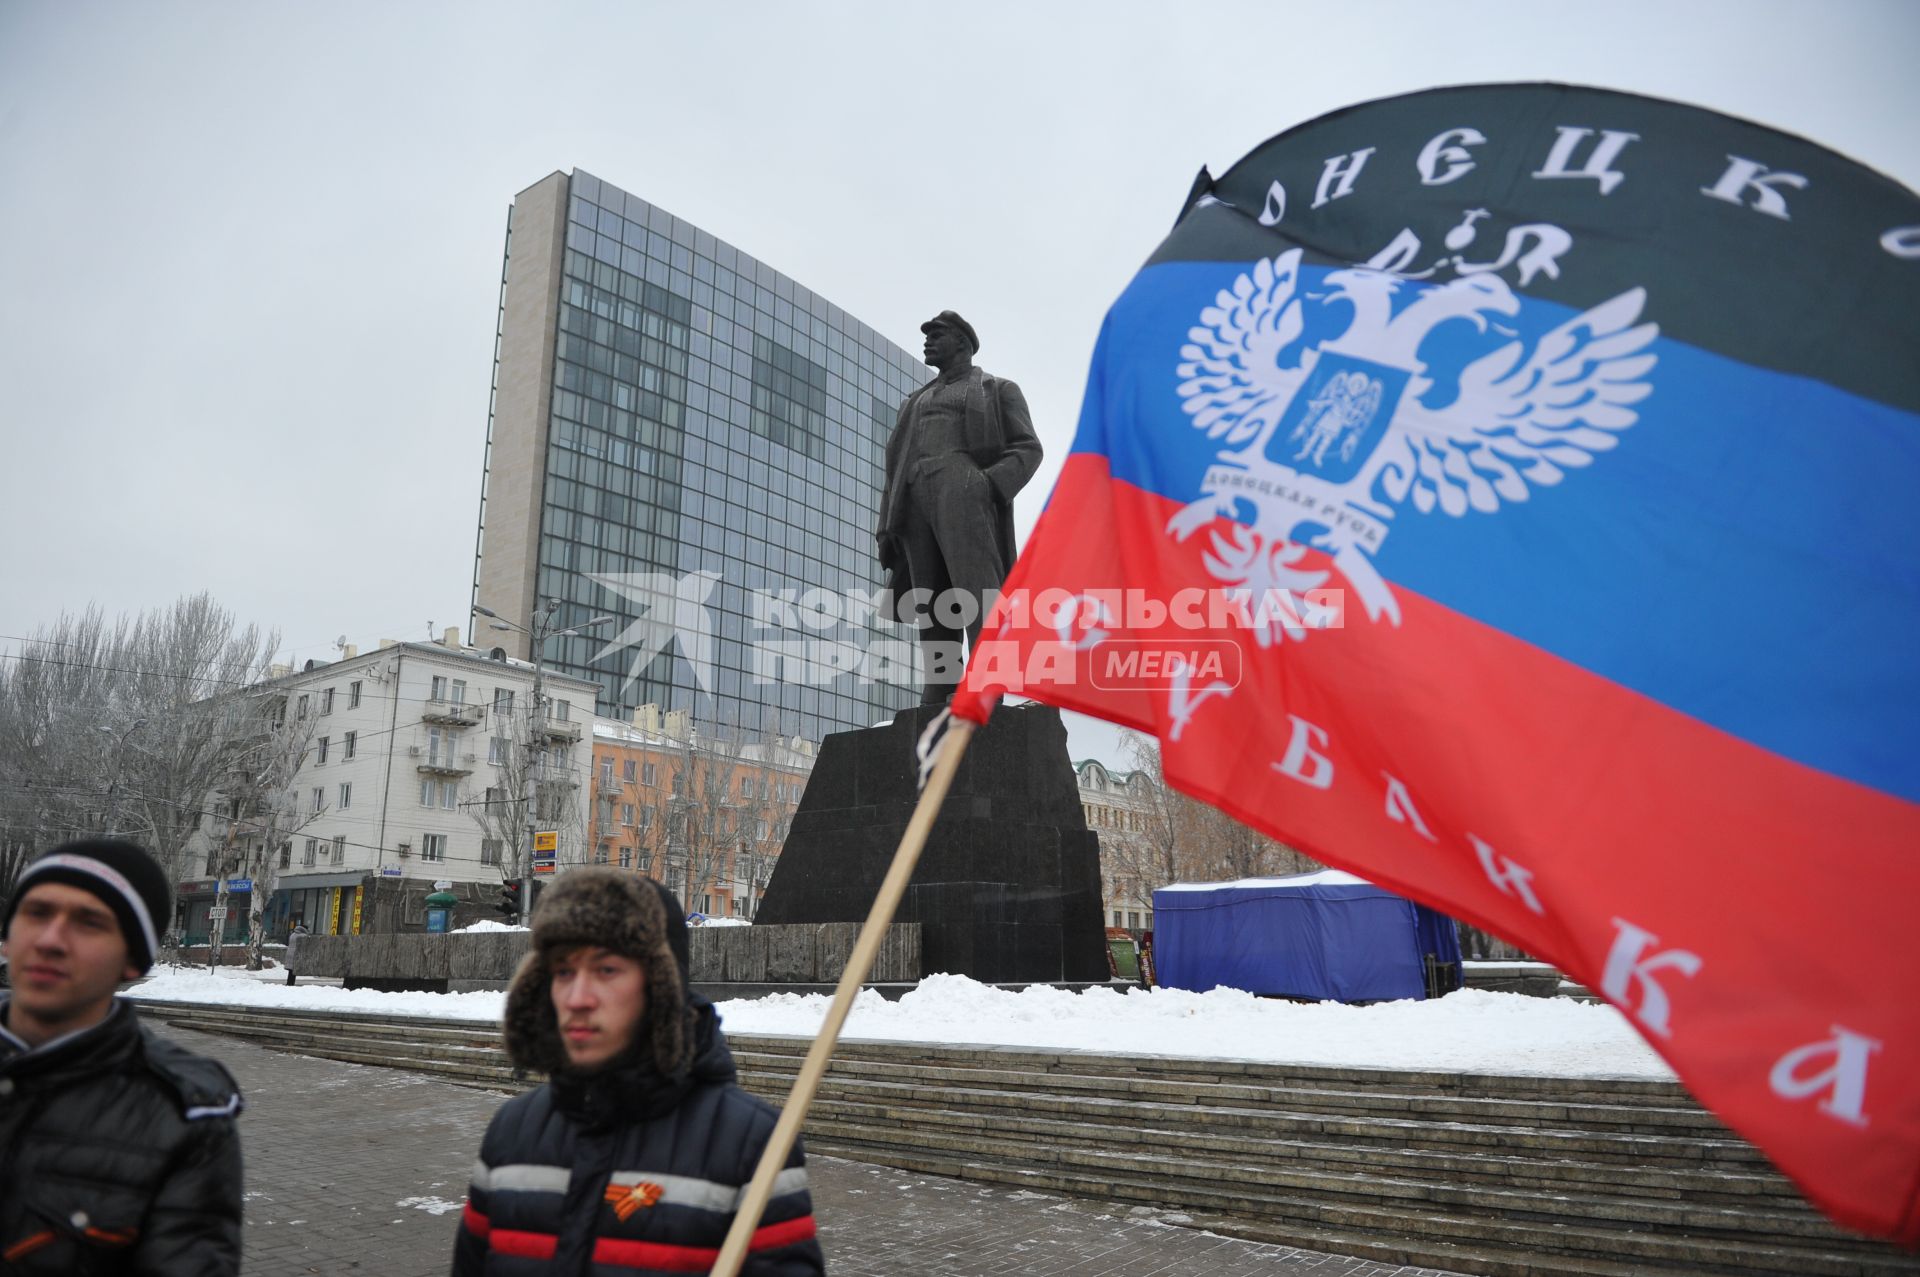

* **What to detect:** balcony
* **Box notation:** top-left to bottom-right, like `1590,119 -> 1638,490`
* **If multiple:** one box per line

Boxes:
410,745 -> 473,778
537,713 -> 581,740
422,699 -> 484,727
530,760 -> 580,787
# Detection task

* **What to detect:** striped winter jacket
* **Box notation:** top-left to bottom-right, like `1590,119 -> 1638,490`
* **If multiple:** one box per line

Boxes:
451,1001 -> 823,1277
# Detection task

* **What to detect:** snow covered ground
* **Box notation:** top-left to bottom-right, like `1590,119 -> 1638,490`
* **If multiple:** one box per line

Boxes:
128,966 -> 1670,1080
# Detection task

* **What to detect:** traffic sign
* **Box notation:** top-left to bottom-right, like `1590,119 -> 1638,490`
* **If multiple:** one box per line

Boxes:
533,858 -> 557,876
533,831 -> 558,853
208,906 -> 228,921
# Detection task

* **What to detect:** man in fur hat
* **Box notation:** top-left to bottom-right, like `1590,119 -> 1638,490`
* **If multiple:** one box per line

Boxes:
452,870 -> 824,1275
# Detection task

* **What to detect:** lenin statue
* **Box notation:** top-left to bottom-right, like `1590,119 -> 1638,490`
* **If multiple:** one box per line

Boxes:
877,311 -> 1043,703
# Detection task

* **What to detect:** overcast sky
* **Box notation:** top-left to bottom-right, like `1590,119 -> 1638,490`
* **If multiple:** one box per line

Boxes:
3,1 -> 1915,765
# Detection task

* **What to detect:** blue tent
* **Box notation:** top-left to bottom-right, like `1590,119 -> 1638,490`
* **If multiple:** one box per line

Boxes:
1152,870 -> 1463,1002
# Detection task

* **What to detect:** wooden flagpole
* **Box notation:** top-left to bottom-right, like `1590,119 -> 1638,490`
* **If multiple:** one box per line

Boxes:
709,717 -> 976,1277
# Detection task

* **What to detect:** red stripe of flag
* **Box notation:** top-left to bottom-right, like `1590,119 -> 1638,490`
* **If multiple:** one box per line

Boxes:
956,455 -> 1920,1242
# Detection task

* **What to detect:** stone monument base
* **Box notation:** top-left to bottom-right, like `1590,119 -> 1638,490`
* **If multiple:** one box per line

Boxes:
754,703 -> 1109,984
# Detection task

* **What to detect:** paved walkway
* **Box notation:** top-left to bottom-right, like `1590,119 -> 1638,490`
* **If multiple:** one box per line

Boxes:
155,1023 -> 1466,1276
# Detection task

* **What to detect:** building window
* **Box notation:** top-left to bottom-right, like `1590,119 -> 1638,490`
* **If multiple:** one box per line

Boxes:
639,806 -> 654,832
278,843 -> 291,870
420,779 -> 435,807
595,845 -> 610,865
349,680 -> 362,708
642,762 -> 656,786
317,736 -> 330,764
321,687 -> 335,715
304,838 -> 318,867
343,731 -> 356,760
312,786 -> 325,813
601,756 -> 614,786
338,782 -> 352,810
739,776 -> 752,799
442,781 -> 458,810
638,851 -> 653,874
623,759 -> 637,783
552,699 -> 570,721
428,727 -> 455,767
451,678 -> 467,704
622,804 -> 634,826
489,736 -> 509,765
1112,910 -> 1123,927
619,847 -> 632,868
1128,911 -> 1141,929
422,834 -> 447,862
332,835 -> 346,864
494,688 -> 514,712
297,694 -> 310,719
431,675 -> 449,702
481,838 -> 502,866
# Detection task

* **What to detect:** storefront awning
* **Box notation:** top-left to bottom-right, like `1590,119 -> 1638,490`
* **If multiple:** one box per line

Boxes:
273,872 -> 367,891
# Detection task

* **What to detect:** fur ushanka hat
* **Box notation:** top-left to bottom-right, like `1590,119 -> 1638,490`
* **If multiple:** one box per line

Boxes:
502,869 -> 693,1076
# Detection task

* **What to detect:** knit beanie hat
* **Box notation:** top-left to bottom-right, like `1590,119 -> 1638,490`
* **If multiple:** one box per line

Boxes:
4,839 -> 172,975
501,869 -> 692,1076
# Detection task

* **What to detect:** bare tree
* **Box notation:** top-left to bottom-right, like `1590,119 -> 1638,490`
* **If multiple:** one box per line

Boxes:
665,728 -> 747,914
0,596 -> 276,912
114,596 -> 278,883
1092,732 -> 1187,917
1096,734 -> 1319,907
465,701 -> 585,886
220,694 -> 321,969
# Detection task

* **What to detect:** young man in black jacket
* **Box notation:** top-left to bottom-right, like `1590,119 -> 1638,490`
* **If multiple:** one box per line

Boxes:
0,839 -> 245,1275
452,870 -> 824,1276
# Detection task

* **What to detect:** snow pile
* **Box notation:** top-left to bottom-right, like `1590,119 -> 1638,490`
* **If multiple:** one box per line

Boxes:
132,965 -> 507,1021
131,966 -> 1668,1078
712,974 -> 1671,1079
450,920 -> 527,933
692,917 -> 750,927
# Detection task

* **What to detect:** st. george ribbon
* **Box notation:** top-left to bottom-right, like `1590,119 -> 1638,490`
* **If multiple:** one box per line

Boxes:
951,84 -> 1920,1244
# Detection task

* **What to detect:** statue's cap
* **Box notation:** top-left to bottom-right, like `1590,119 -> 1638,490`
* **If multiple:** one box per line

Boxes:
921,310 -> 979,354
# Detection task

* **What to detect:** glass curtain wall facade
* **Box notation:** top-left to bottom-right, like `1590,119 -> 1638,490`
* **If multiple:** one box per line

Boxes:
474,170 -> 923,743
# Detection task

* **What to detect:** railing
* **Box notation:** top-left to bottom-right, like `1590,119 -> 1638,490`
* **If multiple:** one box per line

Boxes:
537,713 -> 581,739
422,700 -> 485,726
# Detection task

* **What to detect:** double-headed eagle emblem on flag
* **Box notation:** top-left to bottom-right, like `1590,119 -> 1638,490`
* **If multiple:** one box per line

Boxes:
1170,248 -> 1659,636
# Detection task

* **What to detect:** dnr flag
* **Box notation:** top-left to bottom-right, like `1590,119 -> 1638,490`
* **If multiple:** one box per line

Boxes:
951,84 -> 1920,1242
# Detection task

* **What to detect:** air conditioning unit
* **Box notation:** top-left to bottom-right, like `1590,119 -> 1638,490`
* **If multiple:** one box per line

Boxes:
407,745 -> 423,756
396,841 -> 412,857
463,753 -> 478,764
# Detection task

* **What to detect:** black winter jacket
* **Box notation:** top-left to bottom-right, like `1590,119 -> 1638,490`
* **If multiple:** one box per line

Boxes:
452,999 -> 823,1277
0,997 -> 244,1276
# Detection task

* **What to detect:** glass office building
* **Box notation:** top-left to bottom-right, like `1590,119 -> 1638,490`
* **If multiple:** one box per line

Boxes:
471,170 -> 924,742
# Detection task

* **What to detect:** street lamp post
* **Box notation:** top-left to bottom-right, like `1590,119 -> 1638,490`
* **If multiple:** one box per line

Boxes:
473,601 -> 613,917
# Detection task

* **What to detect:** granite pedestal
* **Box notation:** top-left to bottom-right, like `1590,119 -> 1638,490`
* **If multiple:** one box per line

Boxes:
755,703 -> 1109,984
